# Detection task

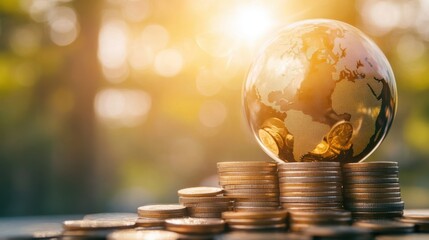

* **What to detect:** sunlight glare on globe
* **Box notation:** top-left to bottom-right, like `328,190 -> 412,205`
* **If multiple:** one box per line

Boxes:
243,19 -> 397,164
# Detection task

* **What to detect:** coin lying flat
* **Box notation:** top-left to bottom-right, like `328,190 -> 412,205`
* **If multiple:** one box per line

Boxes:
223,184 -> 278,190
83,213 -> 138,222
63,219 -> 136,230
108,229 -> 179,240
178,187 -> 224,197
165,218 -> 225,234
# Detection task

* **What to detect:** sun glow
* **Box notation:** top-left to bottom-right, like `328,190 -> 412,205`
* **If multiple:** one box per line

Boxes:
228,4 -> 275,43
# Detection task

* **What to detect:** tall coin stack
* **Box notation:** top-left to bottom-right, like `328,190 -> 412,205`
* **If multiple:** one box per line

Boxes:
178,187 -> 232,218
342,161 -> 404,219
278,162 -> 343,210
217,161 -> 280,211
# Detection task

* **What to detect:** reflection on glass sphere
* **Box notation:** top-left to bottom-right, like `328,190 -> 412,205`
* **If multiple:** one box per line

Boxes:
243,19 -> 397,164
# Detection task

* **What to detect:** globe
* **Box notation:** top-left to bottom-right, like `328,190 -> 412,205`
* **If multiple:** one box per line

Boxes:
243,19 -> 397,164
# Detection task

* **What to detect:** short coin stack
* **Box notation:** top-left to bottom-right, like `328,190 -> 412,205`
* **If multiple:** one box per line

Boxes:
178,187 -> 232,218
278,162 -> 343,210
217,161 -> 280,211
288,210 -> 352,232
222,210 -> 288,231
342,161 -> 404,219
136,204 -> 187,228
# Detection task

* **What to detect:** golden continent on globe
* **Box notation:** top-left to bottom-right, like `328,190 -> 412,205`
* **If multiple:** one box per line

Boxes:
243,19 -> 397,164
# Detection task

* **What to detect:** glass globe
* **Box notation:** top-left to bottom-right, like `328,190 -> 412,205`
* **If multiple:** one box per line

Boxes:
243,19 -> 397,164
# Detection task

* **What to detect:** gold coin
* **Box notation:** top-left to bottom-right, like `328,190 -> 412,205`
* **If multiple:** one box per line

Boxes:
219,171 -> 277,176
135,218 -> 165,227
310,140 -> 330,155
327,121 -> 353,150
63,220 -> 135,231
178,187 -> 223,197
222,210 -> 288,219
179,196 -> 231,204
108,229 -> 179,240
219,175 -> 277,181
165,218 -> 225,234
217,167 -> 277,173
258,128 -> 280,155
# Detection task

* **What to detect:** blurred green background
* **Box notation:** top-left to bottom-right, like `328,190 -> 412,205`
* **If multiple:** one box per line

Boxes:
1,0 -> 428,216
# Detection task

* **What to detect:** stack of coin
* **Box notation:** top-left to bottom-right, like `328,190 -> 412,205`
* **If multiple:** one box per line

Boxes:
165,218 -> 225,234
398,209 -> 429,232
217,161 -> 280,211
342,162 -> 404,219
136,204 -> 187,228
288,210 -> 352,232
278,162 -> 343,210
178,187 -> 232,218
222,210 -> 288,231
62,219 -> 135,239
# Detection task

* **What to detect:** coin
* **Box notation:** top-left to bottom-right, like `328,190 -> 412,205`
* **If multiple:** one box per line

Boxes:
344,187 -> 401,193
220,179 -> 278,185
278,176 -> 342,183
280,191 -> 342,197
234,206 -> 280,212
403,209 -> 429,220
225,217 -> 285,225
229,223 -> 286,230
224,192 -> 279,199
280,196 -> 343,203
108,229 -> 179,240
327,121 -> 353,150
234,201 -> 279,207
135,218 -> 165,227
353,220 -> 415,234
258,128 -> 280,155
351,211 -> 403,219
83,213 -> 138,222
342,170 -> 399,176
224,188 -> 279,194
63,219 -> 136,231
278,171 -> 341,178
235,197 -> 279,202
165,218 -> 225,234
217,167 -> 277,173
343,161 -> 398,169
178,187 -> 224,197
343,183 -> 400,189
280,185 -> 342,193
219,175 -> 278,181
190,212 -> 223,218
223,184 -> 278,190
222,210 -> 288,219
344,201 -> 405,211
279,182 -> 342,188
344,192 -> 401,199
219,171 -> 278,176
138,204 -> 186,214
179,196 -> 231,204
343,177 -> 399,184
